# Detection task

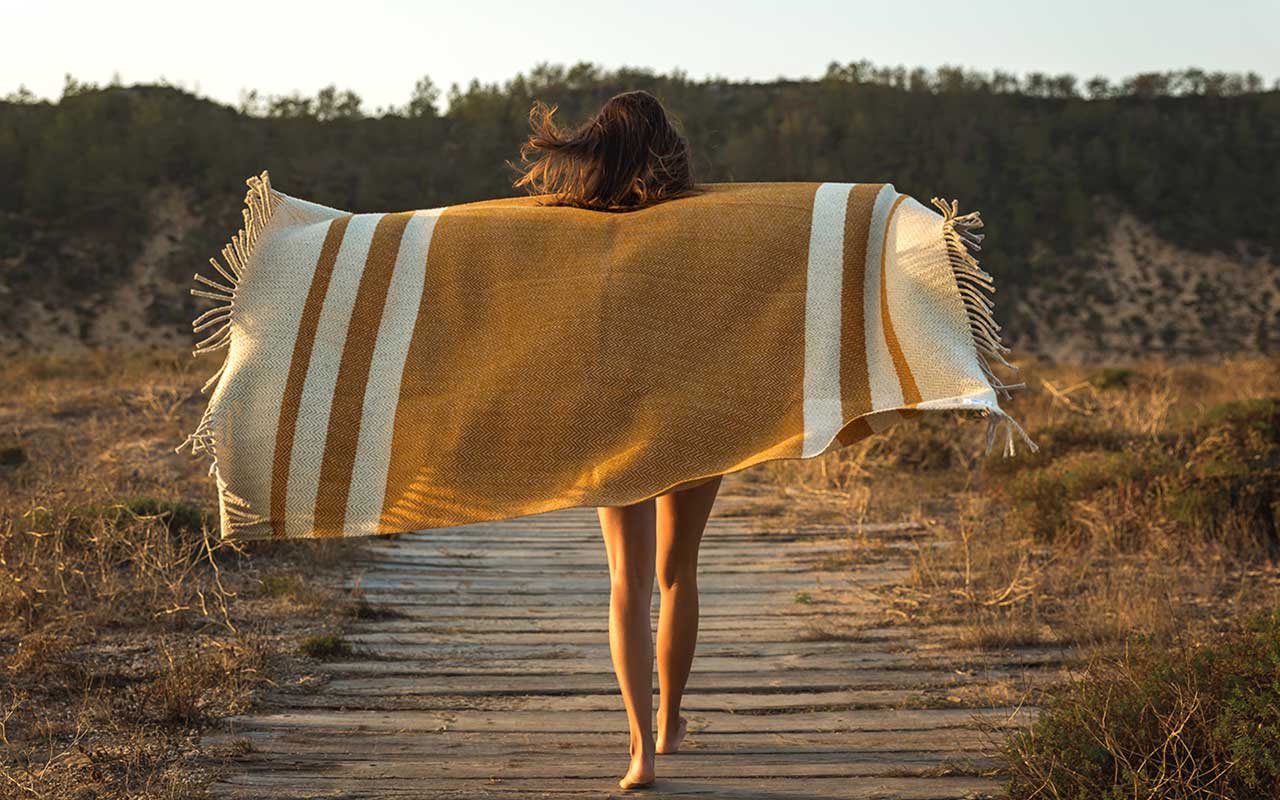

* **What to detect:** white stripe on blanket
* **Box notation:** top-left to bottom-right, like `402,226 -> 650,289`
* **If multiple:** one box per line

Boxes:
285,213 -> 382,537
864,185 -> 905,412
801,182 -> 854,457
344,209 -> 446,536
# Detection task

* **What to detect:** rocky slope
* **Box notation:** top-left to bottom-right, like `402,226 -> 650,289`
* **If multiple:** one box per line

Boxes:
1010,212 -> 1280,362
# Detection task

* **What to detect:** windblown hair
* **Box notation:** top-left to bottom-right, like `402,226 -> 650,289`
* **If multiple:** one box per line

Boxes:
511,90 -> 698,211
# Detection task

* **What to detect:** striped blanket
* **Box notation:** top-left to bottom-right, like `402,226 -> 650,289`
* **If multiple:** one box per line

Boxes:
180,172 -> 1034,540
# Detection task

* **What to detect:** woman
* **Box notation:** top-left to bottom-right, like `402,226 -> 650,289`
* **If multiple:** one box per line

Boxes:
512,90 -> 724,790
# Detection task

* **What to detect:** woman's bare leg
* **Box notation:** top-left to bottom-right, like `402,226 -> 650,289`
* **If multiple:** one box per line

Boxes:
597,499 -> 657,789
654,475 -> 722,754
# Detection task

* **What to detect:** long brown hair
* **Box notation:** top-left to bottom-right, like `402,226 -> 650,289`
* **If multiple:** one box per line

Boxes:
510,90 -> 698,211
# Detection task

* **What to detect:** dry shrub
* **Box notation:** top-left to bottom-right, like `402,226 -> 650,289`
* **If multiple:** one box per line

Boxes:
1,498 -> 230,632
997,394 -> 1278,557
1004,611 -> 1280,800
142,637 -> 266,726
894,358 -> 1279,643
0,499 -> 261,798
764,357 -> 1280,797
0,347 -> 365,799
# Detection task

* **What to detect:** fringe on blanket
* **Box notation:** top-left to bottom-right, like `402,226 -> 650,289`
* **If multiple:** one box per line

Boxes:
929,196 -> 1038,458
174,171 -> 280,476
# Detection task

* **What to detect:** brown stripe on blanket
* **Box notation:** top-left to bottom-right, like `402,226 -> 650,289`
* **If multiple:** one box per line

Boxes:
378,182 -> 820,531
312,211 -> 415,537
839,183 -> 881,424
270,215 -> 352,537
879,194 -> 923,406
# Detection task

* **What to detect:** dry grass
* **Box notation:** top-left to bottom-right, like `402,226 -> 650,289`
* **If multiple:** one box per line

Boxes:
765,355 -> 1280,797
1002,611 -> 1280,799
7,348 -> 1275,797
0,348 -> 367,799
766,356 -> 1280,651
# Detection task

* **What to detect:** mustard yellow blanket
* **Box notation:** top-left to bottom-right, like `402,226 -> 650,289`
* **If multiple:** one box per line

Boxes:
179,172 -> 1033,540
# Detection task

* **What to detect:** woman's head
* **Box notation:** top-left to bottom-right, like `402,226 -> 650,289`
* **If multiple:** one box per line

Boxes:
512,90 -> 697,211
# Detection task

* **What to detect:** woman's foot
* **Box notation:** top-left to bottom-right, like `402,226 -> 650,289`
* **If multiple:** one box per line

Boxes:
656,715 -> 687,754
619,743 -> 655,789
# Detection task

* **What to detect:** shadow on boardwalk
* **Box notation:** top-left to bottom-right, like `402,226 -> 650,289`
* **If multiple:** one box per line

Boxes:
207,476 -> 1057,799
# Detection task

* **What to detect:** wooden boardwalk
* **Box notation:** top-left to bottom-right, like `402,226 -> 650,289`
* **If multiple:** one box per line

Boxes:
212,479 -> 1051,799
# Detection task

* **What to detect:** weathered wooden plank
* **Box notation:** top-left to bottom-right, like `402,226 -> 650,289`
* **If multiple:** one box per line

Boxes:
223,753 -> 992,779
365,534 -> 868,550
344,626 -> 934,648
353,534 -> 915,555
352,558 -> 822,575
217,774 -> 998,800
312,647 -> 1065,676
209,727 -> 1000,756
303,666 -> 1044,695
339,603 -> 876,620
335,636 -> 969,666
356,540 -> 871,561
341,615 -> 814,634
271,686 -> 1041,714
231,707 -> 1030,735
341,571 -> 903,593
344,593 -> 877,612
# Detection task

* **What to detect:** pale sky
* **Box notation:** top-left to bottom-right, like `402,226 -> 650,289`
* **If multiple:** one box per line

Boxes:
4,0 -> 1277,111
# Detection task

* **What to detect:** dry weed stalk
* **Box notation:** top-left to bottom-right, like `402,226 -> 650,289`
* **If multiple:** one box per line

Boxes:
0,348 -> 365,797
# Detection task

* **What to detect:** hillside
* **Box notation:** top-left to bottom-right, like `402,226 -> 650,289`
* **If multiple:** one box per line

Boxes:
2,67 -> 1277,361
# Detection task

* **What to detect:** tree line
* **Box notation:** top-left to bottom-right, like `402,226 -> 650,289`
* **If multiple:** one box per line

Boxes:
1,61 -> 1276,325
9,62 -> 1273,118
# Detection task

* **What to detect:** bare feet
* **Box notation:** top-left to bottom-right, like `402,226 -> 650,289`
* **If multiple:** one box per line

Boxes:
656,715 -> 688,754
619,739 -> 655,789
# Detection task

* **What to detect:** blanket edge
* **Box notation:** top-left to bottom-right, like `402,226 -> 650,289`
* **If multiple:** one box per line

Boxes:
173,170 -> 280,481
929,196 -> 1038,457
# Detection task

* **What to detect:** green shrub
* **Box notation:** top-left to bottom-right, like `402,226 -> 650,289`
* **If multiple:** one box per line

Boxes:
79,496 -> 209,541
1089,367 -> 1135,390
344,599 -> 407,620
117,496 -> 208,537
1197,398 -> 1280,435
1005,450 -> 1154,542
259,574 -> 305,598
1009,419 -> 1131,463
994,398 -> 1277,552
1004,612 -> 1280,799
299,634 -> 352,659
1163,399 -> 1279,549
979,407 -> 1137,480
